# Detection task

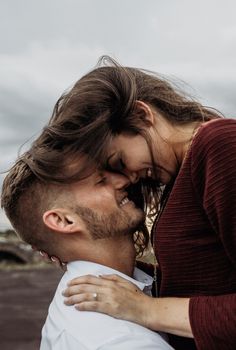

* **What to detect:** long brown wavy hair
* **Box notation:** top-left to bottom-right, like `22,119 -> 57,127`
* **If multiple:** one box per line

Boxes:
29,56 -> 221,212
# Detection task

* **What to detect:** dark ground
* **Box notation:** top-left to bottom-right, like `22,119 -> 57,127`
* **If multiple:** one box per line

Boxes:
0,267 -> 63,350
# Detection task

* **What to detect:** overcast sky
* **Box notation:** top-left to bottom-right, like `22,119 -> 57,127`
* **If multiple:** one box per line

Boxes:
0,0 -> 236,229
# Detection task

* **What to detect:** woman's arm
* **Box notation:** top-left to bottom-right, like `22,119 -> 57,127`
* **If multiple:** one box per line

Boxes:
189,294 -> 236,349
63,274 -> 192,338
189,119 -> 236,349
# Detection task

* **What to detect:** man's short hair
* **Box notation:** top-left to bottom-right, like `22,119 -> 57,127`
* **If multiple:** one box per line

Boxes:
2,150 -> 149,257
1,153 -> 69,254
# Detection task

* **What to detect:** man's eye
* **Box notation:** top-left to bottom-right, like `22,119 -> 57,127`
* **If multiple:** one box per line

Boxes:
96,176 -> 107,185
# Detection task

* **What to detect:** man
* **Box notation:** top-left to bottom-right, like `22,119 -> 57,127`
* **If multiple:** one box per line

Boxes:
1,152 -> 173,350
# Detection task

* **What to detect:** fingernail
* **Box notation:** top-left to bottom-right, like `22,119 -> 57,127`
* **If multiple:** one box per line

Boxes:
51,257 -> 57,262
39,251 -> 45,256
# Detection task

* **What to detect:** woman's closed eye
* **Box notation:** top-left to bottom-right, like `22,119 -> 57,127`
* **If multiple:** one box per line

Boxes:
109,157 -> 126,173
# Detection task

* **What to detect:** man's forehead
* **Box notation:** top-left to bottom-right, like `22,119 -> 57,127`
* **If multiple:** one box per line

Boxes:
66,170 -> 102,193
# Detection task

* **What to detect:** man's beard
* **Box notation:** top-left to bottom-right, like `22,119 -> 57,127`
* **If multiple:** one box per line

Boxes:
74,205 -> 144,240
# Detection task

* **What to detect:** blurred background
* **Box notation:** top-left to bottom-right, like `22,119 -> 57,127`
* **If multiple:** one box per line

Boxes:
0,0 -> 235,349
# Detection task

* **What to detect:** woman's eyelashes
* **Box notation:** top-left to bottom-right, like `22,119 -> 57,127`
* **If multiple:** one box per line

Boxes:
111,157 -> 126,173
106,154 -> 126,173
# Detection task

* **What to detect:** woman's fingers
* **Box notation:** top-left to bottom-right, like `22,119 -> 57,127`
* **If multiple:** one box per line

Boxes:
64,274 -> 141,311
75,301 -> 103,313
68,274 -> 110,287
64,292 -> 99,306
63,273 -> 147,323
64,287 -> 123,318
68,274 -> 137,291
63,279 -> 141,307
63,282 -> 148,325
100,274 -> 138,290
37,250 -> 66,270
99,274 -> 130,284
50,256 -> 62,267
63,283 -> 98,297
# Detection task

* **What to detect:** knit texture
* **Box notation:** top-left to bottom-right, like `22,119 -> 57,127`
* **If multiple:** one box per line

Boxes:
154,118 -> 236,350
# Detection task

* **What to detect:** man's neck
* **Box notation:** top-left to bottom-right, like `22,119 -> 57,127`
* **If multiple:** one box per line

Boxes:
63,235 -> 136,277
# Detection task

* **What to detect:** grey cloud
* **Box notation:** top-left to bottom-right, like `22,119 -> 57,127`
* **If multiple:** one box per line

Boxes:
194,82 -> 236,118
0,0 -> 236,228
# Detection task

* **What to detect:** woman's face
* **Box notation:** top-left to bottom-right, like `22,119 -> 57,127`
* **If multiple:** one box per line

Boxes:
107,132 -> 178,185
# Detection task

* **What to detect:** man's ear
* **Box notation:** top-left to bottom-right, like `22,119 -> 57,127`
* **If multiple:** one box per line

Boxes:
135,100 -> 155,126
43,208 -> 78,234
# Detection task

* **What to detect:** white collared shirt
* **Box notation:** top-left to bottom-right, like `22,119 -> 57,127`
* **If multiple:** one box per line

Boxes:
40,261 -> 173,350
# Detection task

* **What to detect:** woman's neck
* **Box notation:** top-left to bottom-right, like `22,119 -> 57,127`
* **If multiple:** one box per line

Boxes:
165,121 -> 202,164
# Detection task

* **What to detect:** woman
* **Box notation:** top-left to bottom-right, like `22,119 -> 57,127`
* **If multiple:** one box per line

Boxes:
31,57 -> 236,350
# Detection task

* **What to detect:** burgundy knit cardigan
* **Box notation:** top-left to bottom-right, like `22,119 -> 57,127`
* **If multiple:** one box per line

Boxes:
153,118 -> 236,350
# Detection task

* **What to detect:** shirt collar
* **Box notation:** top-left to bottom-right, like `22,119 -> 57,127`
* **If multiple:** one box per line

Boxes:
67,260 -> 153,294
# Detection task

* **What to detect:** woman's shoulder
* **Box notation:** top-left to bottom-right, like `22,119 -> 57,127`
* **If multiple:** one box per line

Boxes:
192,117 -> 236,151
189,118 -> 236,194
199,117 -> 236,135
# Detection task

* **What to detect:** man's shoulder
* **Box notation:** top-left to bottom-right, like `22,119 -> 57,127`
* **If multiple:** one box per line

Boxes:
44,291 -> 171,349
42,262 -> 170,349
41,326 -> 172,350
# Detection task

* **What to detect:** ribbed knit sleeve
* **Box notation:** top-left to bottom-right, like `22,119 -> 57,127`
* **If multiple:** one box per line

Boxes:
189,119 -> 236,350
189,294 -> 236,349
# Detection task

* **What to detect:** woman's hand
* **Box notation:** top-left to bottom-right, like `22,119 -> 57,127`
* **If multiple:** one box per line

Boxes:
31,246 -> 67,270
40,251 -> 66,269
63,274 -> 193,337
63,274 -> 152,327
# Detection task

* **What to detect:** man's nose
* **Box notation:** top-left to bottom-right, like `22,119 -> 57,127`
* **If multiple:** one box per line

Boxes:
105,171 -> 131,189
124,170 -> 139,184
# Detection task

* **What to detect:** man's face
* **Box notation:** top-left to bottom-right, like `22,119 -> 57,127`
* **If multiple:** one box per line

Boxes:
68,171 -> 145,239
